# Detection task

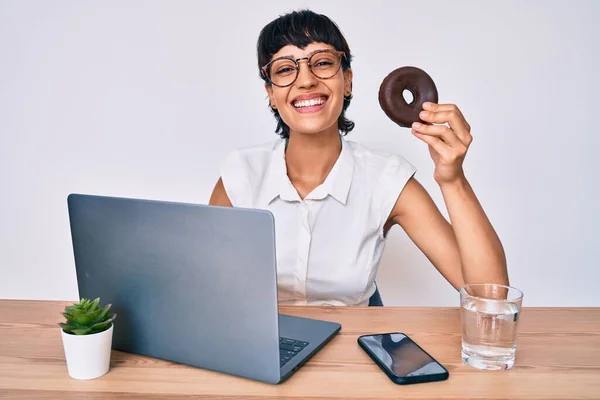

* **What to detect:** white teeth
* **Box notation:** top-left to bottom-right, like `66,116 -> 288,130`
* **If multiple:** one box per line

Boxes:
293,97 -> 326,108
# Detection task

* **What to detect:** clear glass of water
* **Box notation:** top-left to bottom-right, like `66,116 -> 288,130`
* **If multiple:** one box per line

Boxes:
460,283 -> 523,370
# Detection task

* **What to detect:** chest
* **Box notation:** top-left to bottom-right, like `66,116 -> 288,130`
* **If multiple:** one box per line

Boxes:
268,199 -> 383,269
264,198 -> 386,304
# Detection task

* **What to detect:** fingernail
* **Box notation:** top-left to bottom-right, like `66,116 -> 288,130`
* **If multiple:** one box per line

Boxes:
420,111 -> 429,118
422,102 -> 430,109
412,122 -> 421,129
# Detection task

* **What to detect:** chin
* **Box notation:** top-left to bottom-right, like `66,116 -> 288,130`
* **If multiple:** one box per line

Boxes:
290,122 -> 338,136
285,114 -> 339,136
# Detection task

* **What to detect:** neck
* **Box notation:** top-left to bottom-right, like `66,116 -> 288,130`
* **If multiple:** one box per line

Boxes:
285,126 -> 342,184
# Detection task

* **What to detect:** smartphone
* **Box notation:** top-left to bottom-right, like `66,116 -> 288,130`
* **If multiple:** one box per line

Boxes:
357,332 -> 449,385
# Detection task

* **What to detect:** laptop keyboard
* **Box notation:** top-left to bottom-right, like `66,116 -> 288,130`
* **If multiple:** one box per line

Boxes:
279,337 -> 309,367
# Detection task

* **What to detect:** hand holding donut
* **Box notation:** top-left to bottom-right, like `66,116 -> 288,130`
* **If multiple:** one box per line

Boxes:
411,102 -> 473,186
378,66 -> 472,186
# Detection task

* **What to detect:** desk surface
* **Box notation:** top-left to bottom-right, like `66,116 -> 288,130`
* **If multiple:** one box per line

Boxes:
1,300 -> 599,399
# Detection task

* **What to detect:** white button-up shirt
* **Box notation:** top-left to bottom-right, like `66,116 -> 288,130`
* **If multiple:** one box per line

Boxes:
220,136 -> 416,306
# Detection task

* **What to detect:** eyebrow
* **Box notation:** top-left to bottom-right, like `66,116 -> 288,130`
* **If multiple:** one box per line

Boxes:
272,48 -> 333,61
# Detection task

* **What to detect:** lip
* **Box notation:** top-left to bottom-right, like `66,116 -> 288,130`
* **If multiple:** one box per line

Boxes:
290,93 -> 329,114
290,93 -> 329,104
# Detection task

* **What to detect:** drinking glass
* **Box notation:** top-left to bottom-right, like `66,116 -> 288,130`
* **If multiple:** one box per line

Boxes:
460,283 -> 523,370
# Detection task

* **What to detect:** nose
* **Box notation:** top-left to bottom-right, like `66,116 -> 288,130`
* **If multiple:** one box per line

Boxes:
294,58 -> 317,90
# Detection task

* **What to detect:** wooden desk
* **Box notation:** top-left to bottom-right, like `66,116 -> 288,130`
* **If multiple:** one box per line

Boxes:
1,301 -> 599,399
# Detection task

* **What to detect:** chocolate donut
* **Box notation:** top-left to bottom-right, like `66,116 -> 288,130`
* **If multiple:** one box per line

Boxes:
378,66 -> 438,128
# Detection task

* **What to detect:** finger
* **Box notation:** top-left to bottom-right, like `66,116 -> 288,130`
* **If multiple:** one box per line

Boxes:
411,122 -> 461,147
419,109 -> 472,146
423,102 -> 468,127
423,102 -> 472,133
412,130 -> 450,158
423,102 -> 462,114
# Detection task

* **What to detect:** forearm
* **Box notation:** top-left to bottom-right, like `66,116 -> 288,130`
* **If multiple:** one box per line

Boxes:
440,176 -> 509,286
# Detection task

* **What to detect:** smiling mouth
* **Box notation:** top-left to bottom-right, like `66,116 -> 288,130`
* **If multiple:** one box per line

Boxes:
292,96 -> 328,109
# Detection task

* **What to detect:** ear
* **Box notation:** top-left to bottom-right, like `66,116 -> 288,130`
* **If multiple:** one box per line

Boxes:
264,83 -> 275,107
343,69 -> 353,95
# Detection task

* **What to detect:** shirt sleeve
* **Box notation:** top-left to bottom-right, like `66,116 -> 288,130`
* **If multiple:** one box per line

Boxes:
377,154 -> 417,233
219,150 -> 252,208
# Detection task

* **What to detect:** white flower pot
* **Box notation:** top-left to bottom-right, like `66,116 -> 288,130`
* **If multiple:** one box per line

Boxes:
61,324 -> 113,380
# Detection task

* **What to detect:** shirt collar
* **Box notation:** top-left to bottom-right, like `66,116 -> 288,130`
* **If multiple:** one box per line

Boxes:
259,136 -> 355,205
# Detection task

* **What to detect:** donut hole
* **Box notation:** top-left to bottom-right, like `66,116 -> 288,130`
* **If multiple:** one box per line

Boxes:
402,89 -> 415,105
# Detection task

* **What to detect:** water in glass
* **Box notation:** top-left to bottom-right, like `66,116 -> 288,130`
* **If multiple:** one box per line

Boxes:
460,284 -> 523,370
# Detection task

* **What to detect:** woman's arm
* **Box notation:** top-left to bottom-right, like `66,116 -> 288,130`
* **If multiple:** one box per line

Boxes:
389,177 -> 508,290
387,102 -> 508,289
439,176 -> 508,286
208,178 -> 233,207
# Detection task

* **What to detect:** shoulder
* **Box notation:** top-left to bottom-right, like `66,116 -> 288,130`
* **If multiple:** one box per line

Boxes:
344,139 -> 416,176
344,139 -> 417,225
219,139 -> 283,207
221,139 -> 282,172
220,139 -> 284,185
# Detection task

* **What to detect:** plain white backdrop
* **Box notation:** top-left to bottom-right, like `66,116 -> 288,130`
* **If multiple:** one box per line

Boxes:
1,0 -> 598,306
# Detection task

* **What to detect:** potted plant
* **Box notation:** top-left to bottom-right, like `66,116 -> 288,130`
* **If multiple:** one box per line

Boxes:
58,297 -> 117,380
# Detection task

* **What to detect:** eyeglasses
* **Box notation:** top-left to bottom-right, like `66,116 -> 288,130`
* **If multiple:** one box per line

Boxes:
261,49 -> 346,88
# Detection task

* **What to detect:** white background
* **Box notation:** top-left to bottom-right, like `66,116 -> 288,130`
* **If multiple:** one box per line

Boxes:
1,0 -> 598,306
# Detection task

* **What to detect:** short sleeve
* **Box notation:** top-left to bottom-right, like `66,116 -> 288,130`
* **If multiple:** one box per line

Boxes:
219,150 -> 252,208
377,154 -> 417,230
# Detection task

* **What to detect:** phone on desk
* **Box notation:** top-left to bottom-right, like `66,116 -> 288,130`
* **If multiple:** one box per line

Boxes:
357,332 -> 449,385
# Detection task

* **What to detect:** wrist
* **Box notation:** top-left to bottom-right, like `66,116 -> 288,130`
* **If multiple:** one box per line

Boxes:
438,173 -> 468,192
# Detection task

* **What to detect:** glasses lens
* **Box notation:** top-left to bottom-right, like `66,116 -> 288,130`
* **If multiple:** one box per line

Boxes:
269,59 -> 297,87
309,51 -> 342,79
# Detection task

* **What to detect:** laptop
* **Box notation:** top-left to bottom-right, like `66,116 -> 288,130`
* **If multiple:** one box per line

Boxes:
66,193 -> 341,384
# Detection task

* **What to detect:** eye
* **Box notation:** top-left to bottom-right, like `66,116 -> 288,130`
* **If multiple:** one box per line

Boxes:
315,60 -> 334,67
310,53 -> 339,70
275,66 -> 296,75
271,59 -> 296,76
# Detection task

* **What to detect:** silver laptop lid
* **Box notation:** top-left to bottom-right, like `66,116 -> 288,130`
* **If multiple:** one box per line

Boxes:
67,193 -> 282,383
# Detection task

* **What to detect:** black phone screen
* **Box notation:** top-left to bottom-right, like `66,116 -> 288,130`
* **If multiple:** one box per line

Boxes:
359,333 -> 446,378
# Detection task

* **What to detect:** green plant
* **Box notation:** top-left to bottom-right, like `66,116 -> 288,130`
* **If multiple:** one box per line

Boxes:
58,298 -> 116,335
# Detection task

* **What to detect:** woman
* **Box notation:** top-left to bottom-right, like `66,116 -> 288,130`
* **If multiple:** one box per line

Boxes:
209,9 -> 508,306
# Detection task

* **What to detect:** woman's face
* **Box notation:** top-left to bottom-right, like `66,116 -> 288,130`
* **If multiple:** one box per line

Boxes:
265,42 -> 352,137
